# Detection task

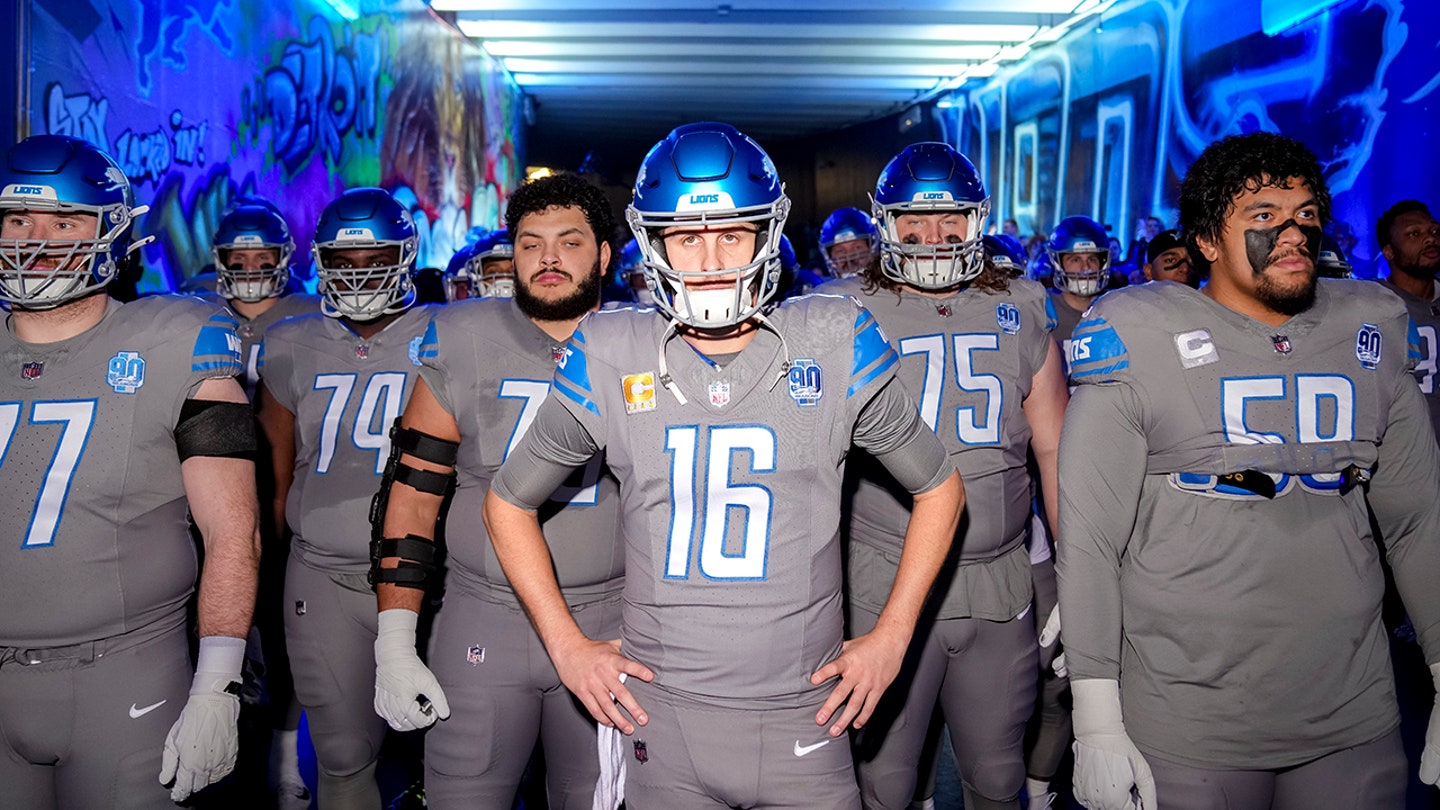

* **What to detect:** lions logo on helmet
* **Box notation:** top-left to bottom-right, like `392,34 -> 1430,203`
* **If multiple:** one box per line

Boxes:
625,122 -> 791,329
1047,215 -> 1112,297
819,206 -> 879,278
0,135 -> 148,309
313,188 -> 418,321
871,143 -> 990,290
213,203 -> 294,303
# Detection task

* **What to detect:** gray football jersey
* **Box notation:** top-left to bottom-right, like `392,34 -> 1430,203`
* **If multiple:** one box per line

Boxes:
260,307 -> 433,573
414,297 -> 623,605
1058,279 -> 1440,768
196,292 -> 320,395
1379,279 -> 1440,441
0,295 -> 244,646
830,277 -> 1056,621
539,294 -> 911,706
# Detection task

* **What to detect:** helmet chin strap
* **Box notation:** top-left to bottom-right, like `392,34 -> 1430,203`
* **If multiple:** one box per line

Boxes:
655,308 -> 794,406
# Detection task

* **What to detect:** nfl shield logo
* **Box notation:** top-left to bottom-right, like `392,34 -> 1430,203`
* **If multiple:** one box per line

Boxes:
708,380 -> 730,407
935,304 -> 953,318
1271,334 -> 1292,355
633,740 -> 648,764
466,645 -> 485,665
355,343 -> 370,360
20,361 -> 42,380
1356,323 -> 1382,370
996,303 -> 1022,335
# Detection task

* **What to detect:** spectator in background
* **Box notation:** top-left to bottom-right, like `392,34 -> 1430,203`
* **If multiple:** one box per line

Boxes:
1142,230 -> 1198,287
1327,220 -> 1373,278
1003,218 -> 1021,237
1125,214 -> 1164,266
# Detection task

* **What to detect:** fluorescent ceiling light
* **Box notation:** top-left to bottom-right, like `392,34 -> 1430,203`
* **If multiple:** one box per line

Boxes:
457,20 -> 1038,42
478,39 -> 1000,61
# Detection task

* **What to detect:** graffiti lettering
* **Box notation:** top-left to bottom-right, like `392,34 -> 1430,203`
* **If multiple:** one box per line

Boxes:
114,128 -> 173,186
260,17 -> 388,173
170,110 -> 207,166
44,83 -> 109,147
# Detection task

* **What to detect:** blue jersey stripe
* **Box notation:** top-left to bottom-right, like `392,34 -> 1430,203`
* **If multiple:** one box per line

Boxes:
1043,296 -> 1058,332
192,359 -> 243,373
848,348 -> 898,398
851,310 -> 895,376
554,375 -> 601,416
418,318 -> 440,359
1070,359 -> 1130,379
555,334 -> 595,394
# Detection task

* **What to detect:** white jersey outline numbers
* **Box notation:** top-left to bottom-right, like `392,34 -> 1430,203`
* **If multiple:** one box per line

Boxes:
0,399 -> 98,548
499,378 -> 600,505
897,332 -> 1003,445
664,424 -> 775,581
313,372 -> 408,475
1415,324 -> 1437,394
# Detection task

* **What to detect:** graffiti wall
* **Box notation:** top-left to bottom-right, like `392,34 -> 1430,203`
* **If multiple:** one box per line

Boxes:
24,0 -> 524,292
944,0 -> 1439,278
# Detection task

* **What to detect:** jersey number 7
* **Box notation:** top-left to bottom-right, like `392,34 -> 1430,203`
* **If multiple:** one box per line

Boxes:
0,400 -> 97,548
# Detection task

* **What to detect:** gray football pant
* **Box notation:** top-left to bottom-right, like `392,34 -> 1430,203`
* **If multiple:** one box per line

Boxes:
283,552 -> 387,809
1145,728 -> 1406,809
850,608 -> 1037,810
0,620 -> 190,809
1026,556 -> 1070,780
424,589 -> 620,810
623,677 -> 861,809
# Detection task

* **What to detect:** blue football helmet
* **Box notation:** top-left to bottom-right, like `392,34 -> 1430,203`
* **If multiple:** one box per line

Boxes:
615,237 -> 656,305
983,233 -> 1028,278
312,187 -> 418,320
1316,232 -> 1353,279
778,234 -> 799,272
819,206 -> 879,277
626,122 -> 791,328
470,229 -> 515,298
0,134 -> 146,308
213,203 -> 294,302
872,143 -> 990,289
1047,215 -> 1111,296
443,240 -> 483,302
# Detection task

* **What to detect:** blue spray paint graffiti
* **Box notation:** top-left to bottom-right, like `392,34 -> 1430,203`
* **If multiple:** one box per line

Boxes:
250,17 -> 389,174
134,0 -> 236,95
44,83 -> 108,147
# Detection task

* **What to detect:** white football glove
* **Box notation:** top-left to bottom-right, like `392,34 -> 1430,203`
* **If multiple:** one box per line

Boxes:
1071,679 -> 1156,810
1039,604 -> 1067,677
160,635 -> 244,801
1420,663 -> 1440,785
374,608 -> 450,731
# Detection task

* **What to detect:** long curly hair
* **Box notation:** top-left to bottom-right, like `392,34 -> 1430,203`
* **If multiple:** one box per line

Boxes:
1178,132 -> 1331,274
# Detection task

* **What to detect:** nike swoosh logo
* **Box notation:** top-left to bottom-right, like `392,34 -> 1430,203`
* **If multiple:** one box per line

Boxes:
129,699 -> 167,719
794,739 -> 831,757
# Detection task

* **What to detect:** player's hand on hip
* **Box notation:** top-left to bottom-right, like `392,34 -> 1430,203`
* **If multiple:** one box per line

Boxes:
810,626 -> 908,737
159,636 -> 244,801
1420,663 -> 1440,785
1071,679 -> 1156,810
552,636 -> 653,735
374,608 -> 451,731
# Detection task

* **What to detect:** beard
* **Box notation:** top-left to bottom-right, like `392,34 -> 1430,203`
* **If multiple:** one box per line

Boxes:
513,258 -> 603,322
1253,251 -> 1318,316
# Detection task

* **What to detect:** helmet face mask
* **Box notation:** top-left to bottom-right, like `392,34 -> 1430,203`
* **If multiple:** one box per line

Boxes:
313,188 -> 418,321
213,204 -> 293,303
627,122 -> 790,329
872,143 -> 990,290
0,135 -> 143,310
820,207 -> 879,278
983,233 -> 1028,278
1048,216 -> 1112,297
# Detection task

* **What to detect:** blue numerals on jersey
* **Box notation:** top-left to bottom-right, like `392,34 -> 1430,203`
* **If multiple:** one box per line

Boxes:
664,425 -> 775,581
898,333 -> 1002,445
498,378 -> 600,505
1415,325 -> 1437,394
0,399 -> 97,548
313,372 -> 408,474
1218,374 -> 1355,494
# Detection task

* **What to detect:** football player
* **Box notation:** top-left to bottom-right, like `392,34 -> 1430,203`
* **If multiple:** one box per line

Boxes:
442,240 -> 484,302
474,229 -> 517,298
0,135 -> 259,805
255,187 -> 432,808
206,201 -> 320,390
820,206 -> 880,279
1058,132 -> 1440,809
827,143 -> 1067,810
984,233 -> 1029,279
1377,200 -> 1440,438
1047,215 -> 1112,347
369,171 -> 624,808
482,122 -> 964,808
615,237 -> 657,306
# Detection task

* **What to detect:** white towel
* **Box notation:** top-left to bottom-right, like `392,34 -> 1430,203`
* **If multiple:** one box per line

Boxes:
593,674 -> 627,810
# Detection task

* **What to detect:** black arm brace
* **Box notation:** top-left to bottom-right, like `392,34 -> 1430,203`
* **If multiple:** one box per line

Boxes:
368,420 -> 460,591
